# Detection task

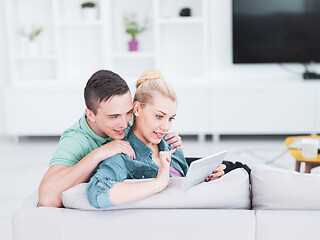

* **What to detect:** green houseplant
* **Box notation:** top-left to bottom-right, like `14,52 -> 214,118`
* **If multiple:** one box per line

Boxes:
21,26 -> 42,42
124,13 -> 148,51
20,26 -> 43,54
81,2 -> 95,8
81,2 -> 97,21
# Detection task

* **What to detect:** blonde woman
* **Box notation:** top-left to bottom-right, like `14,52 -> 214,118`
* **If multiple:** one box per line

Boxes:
86,69 -> 225,209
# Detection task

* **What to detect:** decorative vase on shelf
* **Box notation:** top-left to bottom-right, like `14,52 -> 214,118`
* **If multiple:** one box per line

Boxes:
128,40 -> 138,51
124,13 -> 149,52
27,41 -> 39,55
82,8 -> 97,21
81,2 -> 97,21
179,8 -> 192,17
20,26 -> 43,55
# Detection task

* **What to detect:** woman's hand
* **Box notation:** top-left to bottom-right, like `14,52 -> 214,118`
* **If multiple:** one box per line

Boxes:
155,148 -> 176,190
205,164 -> 226,182
165,132 -> 183,150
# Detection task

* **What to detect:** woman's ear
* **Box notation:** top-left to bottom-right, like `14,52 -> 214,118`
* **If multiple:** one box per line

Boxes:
133,102 -> 141,116
85,108 -> 96,123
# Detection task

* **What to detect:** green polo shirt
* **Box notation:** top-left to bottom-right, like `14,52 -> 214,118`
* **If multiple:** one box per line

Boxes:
49,113 -> 131,167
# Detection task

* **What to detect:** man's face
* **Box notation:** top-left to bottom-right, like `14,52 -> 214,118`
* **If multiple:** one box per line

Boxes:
88,91 -> 133,139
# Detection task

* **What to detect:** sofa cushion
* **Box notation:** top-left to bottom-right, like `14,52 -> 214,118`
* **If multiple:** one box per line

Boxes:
61,209 -> 255,240
251,164 -> 320,210
62,168 -> 250,210
256,210 -> 320,240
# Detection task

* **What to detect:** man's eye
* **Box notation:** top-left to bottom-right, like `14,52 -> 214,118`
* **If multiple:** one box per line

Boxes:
156,115 -> 163,119
110,115 -> 118,119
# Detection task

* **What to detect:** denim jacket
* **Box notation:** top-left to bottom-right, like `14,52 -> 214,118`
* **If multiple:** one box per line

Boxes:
86,129 -> 189,209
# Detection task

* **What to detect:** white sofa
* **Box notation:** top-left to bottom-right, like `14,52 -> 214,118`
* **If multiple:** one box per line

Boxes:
12,165 -> 320,240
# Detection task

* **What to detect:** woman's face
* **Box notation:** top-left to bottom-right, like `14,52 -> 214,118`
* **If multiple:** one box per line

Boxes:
133,93 -> 177,147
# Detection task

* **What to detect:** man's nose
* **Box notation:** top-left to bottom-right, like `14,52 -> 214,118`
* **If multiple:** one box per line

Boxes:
118,115 -> 127,128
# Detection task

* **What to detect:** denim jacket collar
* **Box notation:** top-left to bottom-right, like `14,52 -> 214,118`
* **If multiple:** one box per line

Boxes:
127,129 -> 170,159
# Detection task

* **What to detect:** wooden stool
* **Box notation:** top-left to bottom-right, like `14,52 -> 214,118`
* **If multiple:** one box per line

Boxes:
285,135 -> 320,173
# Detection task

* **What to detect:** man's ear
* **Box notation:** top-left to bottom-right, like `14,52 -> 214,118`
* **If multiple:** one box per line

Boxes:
133,102 -> 141,116
85,108 -> 96,123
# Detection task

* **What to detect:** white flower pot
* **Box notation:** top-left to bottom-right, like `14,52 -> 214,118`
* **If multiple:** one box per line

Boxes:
27,41 -> 39,55
82,8 -> 97,21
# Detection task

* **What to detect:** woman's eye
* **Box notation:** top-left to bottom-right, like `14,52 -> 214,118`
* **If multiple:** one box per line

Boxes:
156,115 -> 163,119
169,117 -> 175,121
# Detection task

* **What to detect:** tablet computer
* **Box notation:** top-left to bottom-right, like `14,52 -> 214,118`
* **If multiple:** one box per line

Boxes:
182,151 -> 227,189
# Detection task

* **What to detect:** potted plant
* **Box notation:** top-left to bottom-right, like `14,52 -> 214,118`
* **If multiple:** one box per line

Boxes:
20,26 -> 43,54
81,2 -> 97,21
124,13 -> 148,51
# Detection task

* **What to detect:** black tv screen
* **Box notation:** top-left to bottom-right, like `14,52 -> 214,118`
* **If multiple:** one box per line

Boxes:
233,0 -> 320,64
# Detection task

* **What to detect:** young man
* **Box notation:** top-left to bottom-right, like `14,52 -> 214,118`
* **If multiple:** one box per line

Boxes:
38,70 -> 185,207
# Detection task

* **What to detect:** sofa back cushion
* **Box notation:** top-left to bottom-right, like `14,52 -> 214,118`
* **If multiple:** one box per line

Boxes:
62,168 -> 250,210
251,164 -> 320,210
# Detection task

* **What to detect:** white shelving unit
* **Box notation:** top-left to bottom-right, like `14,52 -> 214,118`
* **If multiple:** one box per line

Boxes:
5,0 -> 209,83
4,0 -> 320,141
4,0 -> 210,137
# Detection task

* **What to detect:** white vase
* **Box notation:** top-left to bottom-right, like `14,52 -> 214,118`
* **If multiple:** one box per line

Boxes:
82,8 -> 97,21
27,41 -> 39,55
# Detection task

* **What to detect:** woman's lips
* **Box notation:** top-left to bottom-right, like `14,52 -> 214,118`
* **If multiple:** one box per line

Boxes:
154,131 -> 165,139
114,129 -> 125,135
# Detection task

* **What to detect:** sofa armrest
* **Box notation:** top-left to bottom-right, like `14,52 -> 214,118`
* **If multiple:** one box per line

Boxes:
12,189 -> 64,240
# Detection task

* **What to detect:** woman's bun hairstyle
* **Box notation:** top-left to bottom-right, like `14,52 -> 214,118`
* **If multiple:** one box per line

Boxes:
136,68 -> 164,89
134,68 -> 176,104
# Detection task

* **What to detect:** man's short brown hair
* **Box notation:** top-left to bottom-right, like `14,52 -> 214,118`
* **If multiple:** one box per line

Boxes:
84,70 -> 130,114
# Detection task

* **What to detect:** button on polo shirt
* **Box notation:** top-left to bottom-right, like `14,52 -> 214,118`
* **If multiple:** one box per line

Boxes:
49,113 -> 131,167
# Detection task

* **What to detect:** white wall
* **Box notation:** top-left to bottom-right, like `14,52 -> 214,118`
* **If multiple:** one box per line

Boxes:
0,0 -> 10,136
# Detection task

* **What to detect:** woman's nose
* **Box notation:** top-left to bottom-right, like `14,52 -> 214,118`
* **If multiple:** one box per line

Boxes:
160,121 -> 170,131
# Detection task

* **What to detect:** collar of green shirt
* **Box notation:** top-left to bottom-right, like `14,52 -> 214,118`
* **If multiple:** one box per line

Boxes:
80,113 -> 133,145
80,113 -> 114,144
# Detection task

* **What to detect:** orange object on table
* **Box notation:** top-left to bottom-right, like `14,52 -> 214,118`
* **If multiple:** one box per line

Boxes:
285,135 -> 320,173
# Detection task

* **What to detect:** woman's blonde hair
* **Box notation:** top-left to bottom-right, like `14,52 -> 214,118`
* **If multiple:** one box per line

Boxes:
134,68 -> 177,105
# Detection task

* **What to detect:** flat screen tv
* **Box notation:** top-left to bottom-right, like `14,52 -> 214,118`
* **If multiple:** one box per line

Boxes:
233,0 -> 320,64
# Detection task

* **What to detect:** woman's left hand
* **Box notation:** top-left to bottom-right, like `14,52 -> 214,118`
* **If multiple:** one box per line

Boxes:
205,164 -> 226,182
165,132 -> 183,150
